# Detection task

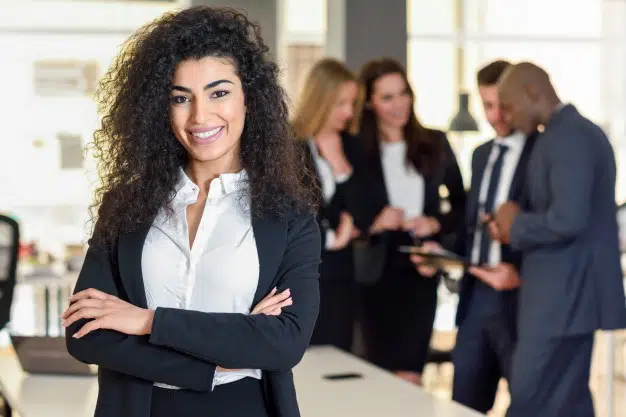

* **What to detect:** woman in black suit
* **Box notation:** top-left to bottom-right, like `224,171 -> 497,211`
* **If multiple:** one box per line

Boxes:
61,7 -> 320,417
291,58 -> 382,352
357,58 -> 466,385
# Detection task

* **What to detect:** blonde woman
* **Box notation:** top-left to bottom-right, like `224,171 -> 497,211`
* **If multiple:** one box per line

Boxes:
292,58 -> 386,351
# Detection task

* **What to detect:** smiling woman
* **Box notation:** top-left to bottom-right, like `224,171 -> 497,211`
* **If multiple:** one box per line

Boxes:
61,6 -> 321,417
169,59 -> 245,172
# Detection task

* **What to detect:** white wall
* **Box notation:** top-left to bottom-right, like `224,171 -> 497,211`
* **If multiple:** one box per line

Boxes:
0,1 -> 178,244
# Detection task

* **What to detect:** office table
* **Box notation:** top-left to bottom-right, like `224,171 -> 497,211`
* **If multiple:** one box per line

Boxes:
0,345 -> 481,417
293,346 -> 481,417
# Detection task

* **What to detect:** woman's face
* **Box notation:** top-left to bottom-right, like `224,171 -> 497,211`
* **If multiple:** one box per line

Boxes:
369,72 -> 413,131
321,80 -> 358,134
169,56 -> 246,170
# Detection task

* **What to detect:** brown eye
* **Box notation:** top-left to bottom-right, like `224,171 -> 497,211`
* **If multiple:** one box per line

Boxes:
171,96 -> 189,105
211,90 -> 229,99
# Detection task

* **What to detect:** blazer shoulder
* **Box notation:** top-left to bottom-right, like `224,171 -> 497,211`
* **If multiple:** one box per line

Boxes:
424,127 -> 445,136
425,128 -> 456,154
340,131 -> 364,150
281,209 -> 320,237
473,140 -> 493,157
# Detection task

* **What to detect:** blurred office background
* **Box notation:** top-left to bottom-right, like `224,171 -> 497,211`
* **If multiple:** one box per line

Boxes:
0,1 -> 625,416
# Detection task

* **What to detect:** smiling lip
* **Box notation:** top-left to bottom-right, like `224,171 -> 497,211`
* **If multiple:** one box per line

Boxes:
188,126 -> 224,144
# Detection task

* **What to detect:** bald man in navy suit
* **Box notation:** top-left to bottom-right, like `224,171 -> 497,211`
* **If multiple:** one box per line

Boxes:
490,62 -> 626,417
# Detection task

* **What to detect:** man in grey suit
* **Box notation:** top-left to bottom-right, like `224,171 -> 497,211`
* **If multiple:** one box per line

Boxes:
489,62 -> 626,417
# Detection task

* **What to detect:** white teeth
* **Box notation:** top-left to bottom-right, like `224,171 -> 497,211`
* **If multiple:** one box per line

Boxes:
192,127 -> 222,139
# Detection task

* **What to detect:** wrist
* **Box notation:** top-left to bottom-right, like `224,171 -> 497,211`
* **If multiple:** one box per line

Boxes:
144,309 -> 155,335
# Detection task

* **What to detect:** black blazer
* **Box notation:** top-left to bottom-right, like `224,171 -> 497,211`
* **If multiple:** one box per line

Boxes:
300,132 -> 383,280
455,133 -> 537,326
66,212 -> 321,417
361,129 -> 466,275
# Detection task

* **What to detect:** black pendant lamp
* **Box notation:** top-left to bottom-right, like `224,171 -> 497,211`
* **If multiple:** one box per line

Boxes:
449,91 -> 478,132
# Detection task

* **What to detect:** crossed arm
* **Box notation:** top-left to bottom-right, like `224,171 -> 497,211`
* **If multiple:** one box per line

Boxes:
64,215 -> 321,390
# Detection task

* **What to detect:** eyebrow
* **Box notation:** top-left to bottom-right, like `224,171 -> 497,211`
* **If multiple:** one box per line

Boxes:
171,79 -> 234,93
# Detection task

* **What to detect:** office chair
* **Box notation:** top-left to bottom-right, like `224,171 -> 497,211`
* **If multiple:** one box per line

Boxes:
0,214 -> 20,331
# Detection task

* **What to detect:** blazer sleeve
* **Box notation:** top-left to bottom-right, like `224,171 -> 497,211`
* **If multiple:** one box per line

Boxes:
326,135 -> 384,233
434,133 -> 467,248
148,213 -> 321,371
65,242 -> 217,391
509,129 -> 594,251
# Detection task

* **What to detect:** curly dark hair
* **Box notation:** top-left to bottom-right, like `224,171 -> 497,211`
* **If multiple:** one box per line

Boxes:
89,6 -> 317,248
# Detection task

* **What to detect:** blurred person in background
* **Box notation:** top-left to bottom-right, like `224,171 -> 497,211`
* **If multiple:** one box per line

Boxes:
356,57 -> 466,385
493,61 -> 626,417
291,58 -> 382,352
412,60 -> 537,413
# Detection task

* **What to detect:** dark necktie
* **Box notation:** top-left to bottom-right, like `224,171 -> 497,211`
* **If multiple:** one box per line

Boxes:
478,144 -> 509,264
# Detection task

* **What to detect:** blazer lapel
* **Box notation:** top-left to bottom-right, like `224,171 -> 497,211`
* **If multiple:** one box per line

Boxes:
508,132 -> 538,203
467,143 -> 491,225
251,215 -> 287,305
117,217 -> 286,309
117,225 -> 151,309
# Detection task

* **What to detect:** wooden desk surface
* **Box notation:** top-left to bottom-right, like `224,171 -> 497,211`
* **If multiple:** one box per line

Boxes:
0,345 -> 481,417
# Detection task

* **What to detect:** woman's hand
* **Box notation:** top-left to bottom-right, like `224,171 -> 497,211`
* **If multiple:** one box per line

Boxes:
468,263 -> 521,291
403,216 -> 440,238
369,206 -> 405,234
218,287 -> 293,372
327,212 -> 360,251
62,288 -> 154,339
250,287 -> 293,316
409,241 -> 442,278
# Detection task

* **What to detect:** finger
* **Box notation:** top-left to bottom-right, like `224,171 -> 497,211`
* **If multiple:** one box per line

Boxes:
259,291 -> 291,310
488,222 -> 501,240
419,267 -> 437,277
70,288 -> 114,303
263,287 -> 278,300
72,318 -> 106,339
422,241 -> 441,252
253,287 -> 278,312
430,218 -> 441,233
468,266 -> 490,279
254,296 -> 293,315
267,307 -> 282,316
252,289 -> 290,313
62,298 -> 106,319
278,297 -> 293,309
63,307 -> 109,328
410,255 -> 424,264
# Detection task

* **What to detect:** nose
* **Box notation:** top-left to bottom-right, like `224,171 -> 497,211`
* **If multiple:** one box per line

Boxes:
392,97 -> 408,114
343,106 -> 354,121
501,109 -> 512,125
493,106 -> 502,123
191,98 -> 208,124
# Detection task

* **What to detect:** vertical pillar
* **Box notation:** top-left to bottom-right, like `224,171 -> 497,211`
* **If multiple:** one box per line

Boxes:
326,0 -> 407,72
